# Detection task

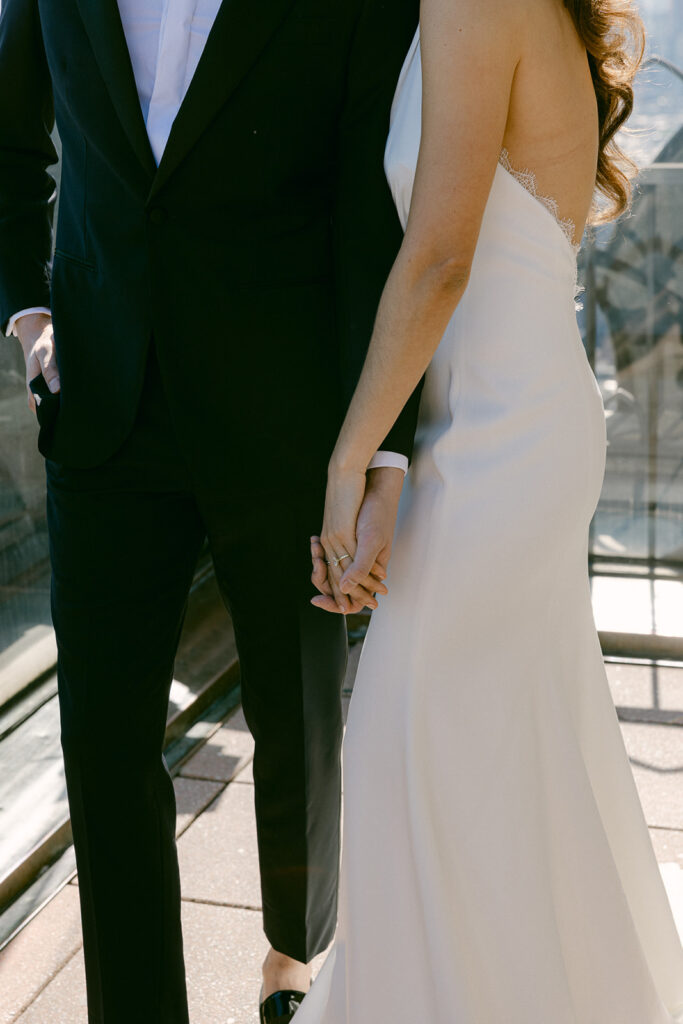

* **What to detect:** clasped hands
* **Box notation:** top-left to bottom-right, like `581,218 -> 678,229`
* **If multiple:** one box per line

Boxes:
310,465 -> 404,615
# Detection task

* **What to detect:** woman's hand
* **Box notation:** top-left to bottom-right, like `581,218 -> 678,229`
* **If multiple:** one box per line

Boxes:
310,535 -> 388,615
313,465 -> 368,614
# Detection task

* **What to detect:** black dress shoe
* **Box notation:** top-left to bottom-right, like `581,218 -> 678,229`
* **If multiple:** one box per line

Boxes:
259,989 -> 307,1024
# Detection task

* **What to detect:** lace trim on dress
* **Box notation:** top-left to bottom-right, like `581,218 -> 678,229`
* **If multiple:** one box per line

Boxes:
499,148 -> 583,308
499,149 -> 580,255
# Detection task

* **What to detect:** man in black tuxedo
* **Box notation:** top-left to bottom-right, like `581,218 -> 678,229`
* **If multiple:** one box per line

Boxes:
0,1 -> 420,1020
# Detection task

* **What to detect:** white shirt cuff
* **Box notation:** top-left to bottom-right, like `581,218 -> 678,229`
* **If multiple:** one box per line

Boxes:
367,451 -> 409,474
6,307 -> 52,337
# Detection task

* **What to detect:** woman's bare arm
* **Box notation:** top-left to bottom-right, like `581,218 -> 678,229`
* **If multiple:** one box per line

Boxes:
330,0 -> 522,476
315,0 -> 524,612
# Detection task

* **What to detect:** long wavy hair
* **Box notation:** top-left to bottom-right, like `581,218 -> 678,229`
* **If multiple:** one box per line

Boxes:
564,0 -> 646,222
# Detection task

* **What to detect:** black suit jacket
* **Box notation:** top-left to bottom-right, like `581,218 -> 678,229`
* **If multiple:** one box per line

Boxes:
0,0 -> 421,490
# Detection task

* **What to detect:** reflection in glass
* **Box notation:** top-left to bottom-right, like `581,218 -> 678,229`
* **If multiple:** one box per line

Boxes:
582,10 -> 683,638
0,342 -> 53,708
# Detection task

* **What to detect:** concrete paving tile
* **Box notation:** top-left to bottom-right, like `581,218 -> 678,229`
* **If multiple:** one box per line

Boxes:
175,776 -> 225,837
621,722 -> 683,829
180,708 -> 254,783
178,782 -> 261,909
183,902 -> 328,1024
0,886 -> 83,1024
13,903 -> 329,1024
650,827 -> 683,867
14,948 -> 87,1024
234,759 -> 253,785
0,846 -> 76,948
183,902 -> 265,1024
606,661 -> 683,714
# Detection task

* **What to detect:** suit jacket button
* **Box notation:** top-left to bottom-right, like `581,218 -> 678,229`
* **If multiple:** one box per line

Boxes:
148,207 -> 168,226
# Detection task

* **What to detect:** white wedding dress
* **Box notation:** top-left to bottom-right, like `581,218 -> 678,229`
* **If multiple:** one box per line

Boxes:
294,30 -> 683,1024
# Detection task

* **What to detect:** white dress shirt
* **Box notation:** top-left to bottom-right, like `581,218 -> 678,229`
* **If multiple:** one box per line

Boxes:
9,0 -> 408,472
117,0 -> 221,166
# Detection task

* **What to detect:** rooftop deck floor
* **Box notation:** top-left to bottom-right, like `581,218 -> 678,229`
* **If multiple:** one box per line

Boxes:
1,643 -> 681,1024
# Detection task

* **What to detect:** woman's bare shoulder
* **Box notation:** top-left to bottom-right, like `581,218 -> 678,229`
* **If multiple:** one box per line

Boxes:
420,0 -> 526,45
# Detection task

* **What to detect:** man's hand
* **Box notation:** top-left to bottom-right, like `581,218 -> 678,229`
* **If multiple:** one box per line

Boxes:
311,466 -> 404,614
15,312 -> 59,412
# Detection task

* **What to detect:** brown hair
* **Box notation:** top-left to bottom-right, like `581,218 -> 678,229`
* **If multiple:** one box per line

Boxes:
564,0 -> 646,222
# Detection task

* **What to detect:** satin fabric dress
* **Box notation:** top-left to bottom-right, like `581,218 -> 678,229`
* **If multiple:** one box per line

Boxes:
294,30 -> 683,1024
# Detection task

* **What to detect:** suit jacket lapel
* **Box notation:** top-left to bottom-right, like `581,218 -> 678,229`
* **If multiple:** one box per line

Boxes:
149,0 -> 299,199
74,0 -> 157,180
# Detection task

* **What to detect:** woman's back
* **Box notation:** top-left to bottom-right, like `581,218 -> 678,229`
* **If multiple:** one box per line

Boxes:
503,0 -> 600,245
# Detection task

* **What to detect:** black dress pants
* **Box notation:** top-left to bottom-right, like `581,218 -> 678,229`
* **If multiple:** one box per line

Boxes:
46,344 -> 347,1024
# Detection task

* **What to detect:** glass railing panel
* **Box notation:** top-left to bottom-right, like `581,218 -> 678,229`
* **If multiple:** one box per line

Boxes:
0,337 -> 54,708
581,14 -> 683,644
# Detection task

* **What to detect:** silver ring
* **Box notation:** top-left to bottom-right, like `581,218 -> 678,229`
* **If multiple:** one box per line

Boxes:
326,553 -> 351,568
